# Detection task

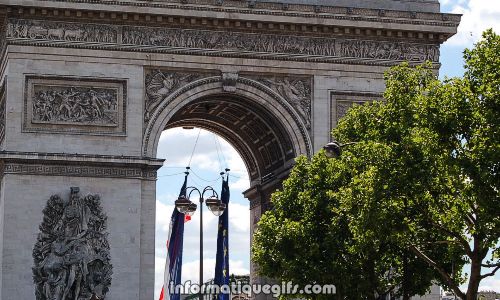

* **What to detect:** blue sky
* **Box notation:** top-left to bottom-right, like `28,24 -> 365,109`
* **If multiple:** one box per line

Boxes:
154,1 -> 500,298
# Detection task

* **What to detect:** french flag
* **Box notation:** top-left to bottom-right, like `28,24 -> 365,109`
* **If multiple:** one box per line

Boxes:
159,174 -> 189,300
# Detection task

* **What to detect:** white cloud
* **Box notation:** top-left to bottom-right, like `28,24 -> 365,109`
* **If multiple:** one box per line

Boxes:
478,276 -> 500,292
158,128 -> 249,193
444,0 -> 500,47
229,203 -> 250,233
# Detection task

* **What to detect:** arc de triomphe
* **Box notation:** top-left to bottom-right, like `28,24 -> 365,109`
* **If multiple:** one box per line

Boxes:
0,0 -> 459,299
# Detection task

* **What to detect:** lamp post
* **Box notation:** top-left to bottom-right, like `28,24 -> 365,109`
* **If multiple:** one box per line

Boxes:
175,186 -> 227,300
322,140 -> 358,158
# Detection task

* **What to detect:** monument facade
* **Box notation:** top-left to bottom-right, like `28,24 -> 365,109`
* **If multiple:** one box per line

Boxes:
0,0 -> 459,299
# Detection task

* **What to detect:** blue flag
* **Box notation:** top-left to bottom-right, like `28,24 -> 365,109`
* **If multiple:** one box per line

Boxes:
161,174 -> 188,300
214,176 -> 230,300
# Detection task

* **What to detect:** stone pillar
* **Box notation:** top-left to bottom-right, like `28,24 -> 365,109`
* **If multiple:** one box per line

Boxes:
245,171 -> 289,300
0,152 -> 163,299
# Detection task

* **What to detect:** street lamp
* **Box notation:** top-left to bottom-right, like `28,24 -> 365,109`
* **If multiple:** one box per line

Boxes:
175,186 -> 226,300
322,141 -> 358,158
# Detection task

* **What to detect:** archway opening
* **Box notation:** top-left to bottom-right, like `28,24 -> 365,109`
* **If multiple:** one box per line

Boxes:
146,76 -> 312,299
154,127 -> 251,300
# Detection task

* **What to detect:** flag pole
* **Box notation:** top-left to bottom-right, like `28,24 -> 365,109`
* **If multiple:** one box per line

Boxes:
199,193 -> 204,300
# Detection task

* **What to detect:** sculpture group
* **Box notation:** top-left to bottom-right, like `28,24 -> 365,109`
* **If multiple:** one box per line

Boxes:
33,187 -> 112,300
32,87 -> 118,126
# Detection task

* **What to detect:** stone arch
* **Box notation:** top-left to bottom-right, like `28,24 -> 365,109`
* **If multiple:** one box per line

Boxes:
143,75 -> 312,182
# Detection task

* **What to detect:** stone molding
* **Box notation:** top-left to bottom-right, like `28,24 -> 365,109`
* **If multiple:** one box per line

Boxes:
23,75 -> 127,136
8,18 -> 441,66
0,151 -> 164,180
4,0 -> 461,28
145,69 -> 312,130
0,11 -> 6,60
0,81 -> 5,145
142,73 -> 312,158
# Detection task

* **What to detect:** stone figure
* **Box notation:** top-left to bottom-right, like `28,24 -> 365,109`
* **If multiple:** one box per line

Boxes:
144,70 -> 203,120
32,86 -> 118,125
33,187 -> 112,300
257,76 -> 312,129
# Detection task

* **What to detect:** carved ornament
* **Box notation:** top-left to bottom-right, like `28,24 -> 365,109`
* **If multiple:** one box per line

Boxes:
248,75 -> 312,129
144,70 -> 214,121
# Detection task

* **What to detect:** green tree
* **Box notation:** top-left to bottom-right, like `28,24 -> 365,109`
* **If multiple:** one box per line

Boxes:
252,30 -> 499,300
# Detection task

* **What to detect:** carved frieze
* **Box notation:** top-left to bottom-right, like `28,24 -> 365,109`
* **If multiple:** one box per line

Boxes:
248,75 -> 312,129
2,163 -> 158,180
145,69 -> 213,121
24,76 -> 127,135
7,19 -> 117,43
122,24 -> 439,62
7,18 -> 440,65
33,187 -> 112,300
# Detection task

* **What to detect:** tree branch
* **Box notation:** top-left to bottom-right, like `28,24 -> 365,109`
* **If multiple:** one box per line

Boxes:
429,220 -> 472,257
481,262 -> 500,268
480,265 -> 500,279
409,245 -> 466,299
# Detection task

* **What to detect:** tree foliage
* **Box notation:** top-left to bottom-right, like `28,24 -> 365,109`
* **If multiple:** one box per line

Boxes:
252,30 -> 499,300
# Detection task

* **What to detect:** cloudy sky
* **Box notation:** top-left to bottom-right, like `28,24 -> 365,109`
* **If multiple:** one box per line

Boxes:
154,0 -> 500,298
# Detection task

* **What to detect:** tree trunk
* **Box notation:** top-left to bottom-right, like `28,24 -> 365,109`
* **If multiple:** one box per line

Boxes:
465,253 -> 481,300
403,250 -> 410,300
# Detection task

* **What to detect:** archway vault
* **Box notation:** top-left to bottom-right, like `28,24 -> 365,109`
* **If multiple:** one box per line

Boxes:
143,75 -> 313,184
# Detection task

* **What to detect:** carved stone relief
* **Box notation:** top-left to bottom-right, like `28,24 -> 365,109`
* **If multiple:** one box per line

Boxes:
7,18 -> 441,65
248,75 -> 312,129
32,86 -> 118,126
33,187 -> 112,300
331,92 -> 382,130
24,76 -> 127,135
144,69 -> 214,121
336,101 -> 363,120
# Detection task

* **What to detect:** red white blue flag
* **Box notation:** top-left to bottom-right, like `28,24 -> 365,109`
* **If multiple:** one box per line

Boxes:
159,174 -> 188,300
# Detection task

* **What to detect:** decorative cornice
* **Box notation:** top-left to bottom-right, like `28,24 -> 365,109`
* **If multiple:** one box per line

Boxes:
0,151 -> 164,180
7,18 -> 442,67
0,81 -> 5,145
4,0 -> 461,32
